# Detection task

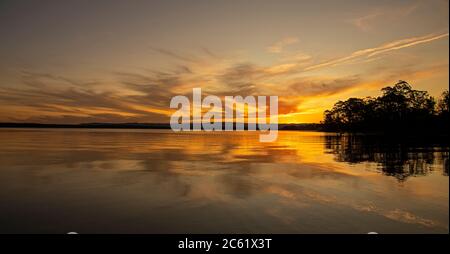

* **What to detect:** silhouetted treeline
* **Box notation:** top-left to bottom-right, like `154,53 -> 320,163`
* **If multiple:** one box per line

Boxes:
323,81 -> 449,133
279,123 -> 323,130
0,122 -> 172,129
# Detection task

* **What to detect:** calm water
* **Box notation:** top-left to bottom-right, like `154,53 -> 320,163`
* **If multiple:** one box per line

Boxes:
0,129 -> 448,233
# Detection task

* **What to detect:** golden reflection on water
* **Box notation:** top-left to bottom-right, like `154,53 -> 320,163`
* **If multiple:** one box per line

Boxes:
0,129 -> 448,233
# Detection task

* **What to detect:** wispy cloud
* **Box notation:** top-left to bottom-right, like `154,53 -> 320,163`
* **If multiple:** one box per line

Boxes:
305,32 -> 449,71
368,33 -> 449,57
349,12 -> 383,32
348,2 -> 420,31
151,47 -> 200,63
267,37 -> 299,53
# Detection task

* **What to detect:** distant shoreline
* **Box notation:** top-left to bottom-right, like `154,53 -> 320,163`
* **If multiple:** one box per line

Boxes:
0,122 -> 173,129
0,122 -> 323,131
1,122 -> 449,139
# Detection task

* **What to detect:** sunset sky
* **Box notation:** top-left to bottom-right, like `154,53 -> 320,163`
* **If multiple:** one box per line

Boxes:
0,0 -> 448,124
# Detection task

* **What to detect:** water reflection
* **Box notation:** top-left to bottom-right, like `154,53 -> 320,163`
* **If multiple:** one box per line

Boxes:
0,129 -> 448,233
324,134 -> 449,181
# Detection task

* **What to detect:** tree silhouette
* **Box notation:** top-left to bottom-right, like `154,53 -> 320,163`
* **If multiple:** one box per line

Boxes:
323,81 -> 447,133
437,90 -> 449,115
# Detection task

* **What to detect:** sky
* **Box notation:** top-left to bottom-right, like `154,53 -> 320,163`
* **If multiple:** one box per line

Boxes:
0,0 -> 448,123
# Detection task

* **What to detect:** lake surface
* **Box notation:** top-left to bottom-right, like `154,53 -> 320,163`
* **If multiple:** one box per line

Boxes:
0,128 -> 448,233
